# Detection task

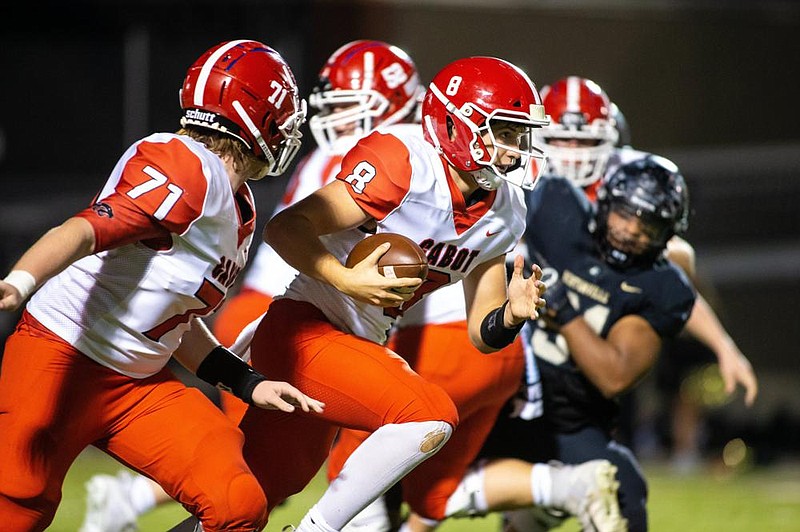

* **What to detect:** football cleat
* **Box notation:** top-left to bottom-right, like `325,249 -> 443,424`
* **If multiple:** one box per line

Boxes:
79,471 -> 139,532
549,460 -> 627,532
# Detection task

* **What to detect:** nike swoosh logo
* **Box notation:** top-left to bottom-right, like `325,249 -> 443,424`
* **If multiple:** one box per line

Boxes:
486,229 -> 502,237
620,281 -> 643,293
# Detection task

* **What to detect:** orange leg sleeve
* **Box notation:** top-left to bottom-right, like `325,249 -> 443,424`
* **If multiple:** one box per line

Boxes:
239,299 -> 459,512
328,321 -> 524,520
0,318 -> 267,532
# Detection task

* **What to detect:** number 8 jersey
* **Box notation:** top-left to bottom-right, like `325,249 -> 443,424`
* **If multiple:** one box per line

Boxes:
28,133 -> 255,378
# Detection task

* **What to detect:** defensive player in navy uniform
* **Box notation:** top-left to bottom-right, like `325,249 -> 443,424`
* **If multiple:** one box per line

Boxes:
440,155 -> 695,532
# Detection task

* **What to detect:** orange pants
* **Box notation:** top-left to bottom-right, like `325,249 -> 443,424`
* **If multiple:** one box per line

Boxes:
0,313 -> 266,532
238,299 -> 459,513
327,320 -> 524,520
212,288 -> 276,425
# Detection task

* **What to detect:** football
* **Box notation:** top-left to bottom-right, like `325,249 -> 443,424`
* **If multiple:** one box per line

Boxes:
345,233 -> 429,280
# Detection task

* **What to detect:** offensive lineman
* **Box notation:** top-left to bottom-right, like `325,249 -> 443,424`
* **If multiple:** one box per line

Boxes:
0,40 -> 322,531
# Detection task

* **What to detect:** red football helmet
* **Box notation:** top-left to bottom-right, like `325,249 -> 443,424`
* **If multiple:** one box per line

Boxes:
308,40 -> 422,154
180,39 -> 307,176
422,57 -> 549,190
536,76 -> 619,188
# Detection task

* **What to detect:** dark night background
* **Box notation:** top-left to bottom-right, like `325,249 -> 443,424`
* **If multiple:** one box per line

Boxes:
1,0 -> 798,460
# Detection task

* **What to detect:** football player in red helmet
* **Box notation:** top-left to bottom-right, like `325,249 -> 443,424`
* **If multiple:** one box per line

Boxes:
212,39 -> 424,350
0,39 -> 323,531
218,55 -> 548,532
79,39 -> 426,532
309,39 -> 423,154
423,57 -> 549,190
534,76 -> 619,199
324,66 -> 624,532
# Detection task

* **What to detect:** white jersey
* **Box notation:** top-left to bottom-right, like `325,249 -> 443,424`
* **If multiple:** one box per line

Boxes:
282,123 -> 526,344
28,133 -> 255,378
241,139 -> 355,296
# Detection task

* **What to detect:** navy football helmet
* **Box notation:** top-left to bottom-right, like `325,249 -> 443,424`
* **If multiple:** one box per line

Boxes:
594,155 -> 689,268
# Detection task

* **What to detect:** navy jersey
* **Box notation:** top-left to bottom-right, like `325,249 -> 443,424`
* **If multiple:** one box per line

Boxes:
522,175 -> 695,433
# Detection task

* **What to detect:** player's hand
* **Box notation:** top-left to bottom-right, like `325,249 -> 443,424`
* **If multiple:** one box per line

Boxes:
250,380 -> 326,413
506,255 -> 546,325
338,243 -> 422,307
0,281 -> 24,312
540,275 -> 582,328
717,344 -> 758,407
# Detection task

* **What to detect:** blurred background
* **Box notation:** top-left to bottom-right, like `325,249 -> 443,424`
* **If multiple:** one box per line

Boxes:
1,0 -> 798,482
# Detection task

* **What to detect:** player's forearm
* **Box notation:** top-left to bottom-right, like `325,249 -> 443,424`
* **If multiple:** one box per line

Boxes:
173,318 -> 220,373
561,319 -> 641,398
11,217 -> 96,289
264,210 -> 347,290
685,294 -> 738,358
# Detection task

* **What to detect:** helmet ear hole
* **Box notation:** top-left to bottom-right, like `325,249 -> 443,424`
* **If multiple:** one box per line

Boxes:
446,116 -> 456,139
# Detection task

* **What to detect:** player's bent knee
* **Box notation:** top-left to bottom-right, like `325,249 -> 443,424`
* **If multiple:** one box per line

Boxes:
395,381 -> 459,428
200,472 -> 268,532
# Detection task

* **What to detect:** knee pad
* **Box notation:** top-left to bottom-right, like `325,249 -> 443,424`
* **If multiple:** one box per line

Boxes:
201,472 -> 267,531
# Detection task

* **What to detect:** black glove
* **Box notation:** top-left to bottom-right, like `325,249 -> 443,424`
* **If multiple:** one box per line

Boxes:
544,277 -> 581,326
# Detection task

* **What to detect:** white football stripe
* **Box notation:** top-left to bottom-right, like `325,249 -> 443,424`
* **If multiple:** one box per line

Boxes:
566,75 -> 580,113
194,39 -> 252,106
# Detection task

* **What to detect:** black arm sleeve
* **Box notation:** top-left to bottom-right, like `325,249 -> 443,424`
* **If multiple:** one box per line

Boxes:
195,346 -> 267,405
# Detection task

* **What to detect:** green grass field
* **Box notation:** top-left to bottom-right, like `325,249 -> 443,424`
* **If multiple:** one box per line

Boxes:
49,447 -> 800,531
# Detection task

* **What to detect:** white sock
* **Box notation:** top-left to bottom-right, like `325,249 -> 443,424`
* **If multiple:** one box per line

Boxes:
530,463 -> 553,507
298,505 -> 338,532
129,474 -> 157,516
341,496 -> 391,532
309,421 -> 452,530
444,462 -> 489,517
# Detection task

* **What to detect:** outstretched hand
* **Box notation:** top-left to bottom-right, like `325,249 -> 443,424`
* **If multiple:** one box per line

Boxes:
251,380 -> 326,413
505,255 -> 546,325
717,345 -> 758,407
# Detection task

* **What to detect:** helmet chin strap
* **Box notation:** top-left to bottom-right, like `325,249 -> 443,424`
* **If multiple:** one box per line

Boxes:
232,100 -> 275,169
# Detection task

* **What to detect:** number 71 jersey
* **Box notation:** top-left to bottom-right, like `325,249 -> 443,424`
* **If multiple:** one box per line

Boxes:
28,133 -> 255,378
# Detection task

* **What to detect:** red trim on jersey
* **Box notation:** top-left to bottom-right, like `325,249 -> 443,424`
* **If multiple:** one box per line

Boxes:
336,132 -> 412,221
441,157 -> 497,235
75,193 -> 170,252
234,184 -> 256,247
584,180 -> 601,203
280,153 -> 309,205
